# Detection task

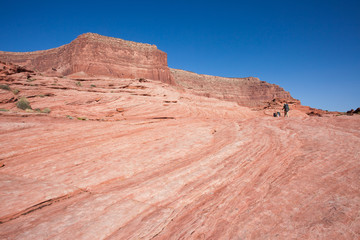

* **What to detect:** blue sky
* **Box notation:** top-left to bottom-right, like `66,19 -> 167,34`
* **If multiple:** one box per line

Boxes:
1,0 -> 359,111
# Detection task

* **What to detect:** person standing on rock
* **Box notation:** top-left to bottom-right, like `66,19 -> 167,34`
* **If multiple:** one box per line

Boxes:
283,103 -> 290,117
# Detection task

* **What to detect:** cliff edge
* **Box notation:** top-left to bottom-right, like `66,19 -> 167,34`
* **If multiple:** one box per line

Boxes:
0,33 -> 174,84
0,33 -> 299,108
171,68 -> 299,108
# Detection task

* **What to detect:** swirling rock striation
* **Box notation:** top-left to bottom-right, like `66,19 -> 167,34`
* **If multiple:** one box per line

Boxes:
0,61 -> 359,239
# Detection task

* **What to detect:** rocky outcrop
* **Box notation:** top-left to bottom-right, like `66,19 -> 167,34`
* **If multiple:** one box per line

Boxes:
347,108 -> 360,115
171,68 -> 298,107
1,33 -> 298,107
0,33 -> 174,84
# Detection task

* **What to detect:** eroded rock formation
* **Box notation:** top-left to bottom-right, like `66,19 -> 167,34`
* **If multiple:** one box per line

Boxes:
0,33 -> 301,108
0,33 -> 173,84
171,69 -> 299,107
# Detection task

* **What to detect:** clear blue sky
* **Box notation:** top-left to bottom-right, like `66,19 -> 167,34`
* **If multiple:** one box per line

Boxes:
1,0 -> 359,111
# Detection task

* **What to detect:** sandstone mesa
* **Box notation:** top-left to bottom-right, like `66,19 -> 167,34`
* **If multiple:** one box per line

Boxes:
0,34 -> 359,239
0,33 -> 300,109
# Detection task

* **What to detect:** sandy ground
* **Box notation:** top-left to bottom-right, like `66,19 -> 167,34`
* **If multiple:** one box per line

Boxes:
0,73 -> 359,239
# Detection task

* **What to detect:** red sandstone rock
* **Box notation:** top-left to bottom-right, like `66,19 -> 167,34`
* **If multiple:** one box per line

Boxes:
0,33 -> 174,84
171,69 -> 299,108
0,61 -> 359,239
1,34 -> 299,108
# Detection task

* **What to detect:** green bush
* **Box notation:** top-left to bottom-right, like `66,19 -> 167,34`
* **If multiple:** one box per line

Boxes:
41,108 -> 51,113
77,117 -> 88,121
0,109 -> 9,112
16,97 -> 32,110
0,84 -> 11,91
34,108 -> 51,113
12,89 -> 20,95
76,81 -> 82,87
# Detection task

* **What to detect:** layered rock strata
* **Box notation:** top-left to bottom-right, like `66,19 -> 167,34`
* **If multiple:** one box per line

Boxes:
0,33 -> 299,107
171,68 -> 299,107
0,33 -> 173,83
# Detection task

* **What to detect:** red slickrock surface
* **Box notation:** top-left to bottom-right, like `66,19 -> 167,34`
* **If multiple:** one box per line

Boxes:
0,62 -> 359,239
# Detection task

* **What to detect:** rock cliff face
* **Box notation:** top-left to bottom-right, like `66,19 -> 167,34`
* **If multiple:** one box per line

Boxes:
171,69 -> 299,107
0,33 -> 298,107
0,33 -> 173,84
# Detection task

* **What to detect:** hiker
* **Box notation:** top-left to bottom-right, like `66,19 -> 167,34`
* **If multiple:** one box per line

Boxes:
283,103 -> 290,117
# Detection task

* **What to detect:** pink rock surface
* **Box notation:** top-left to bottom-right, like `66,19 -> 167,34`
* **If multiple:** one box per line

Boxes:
0,62 -> 359,239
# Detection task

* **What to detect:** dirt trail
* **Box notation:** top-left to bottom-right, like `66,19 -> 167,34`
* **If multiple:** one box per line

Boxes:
0,71 -> 359,239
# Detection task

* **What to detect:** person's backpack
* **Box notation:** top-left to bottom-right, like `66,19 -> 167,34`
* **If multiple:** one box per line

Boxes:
284,104 -> 289,111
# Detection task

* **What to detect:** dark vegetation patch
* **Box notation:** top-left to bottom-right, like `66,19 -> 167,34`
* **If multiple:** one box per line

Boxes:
16,97 -> 32,110
307,111 -> 322,117
0,84 -> 11,91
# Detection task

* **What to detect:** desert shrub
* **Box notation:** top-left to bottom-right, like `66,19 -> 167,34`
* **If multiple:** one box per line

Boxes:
0,109 -> 9,112
16,97 -> 32,110
77,117 -> 88,121
12,89 -> 20,95
26,78 -> 36,82
41,108 -> 51,113
76,81 -> 82,87
0,84 -> 11,91
91,84 -> 96,87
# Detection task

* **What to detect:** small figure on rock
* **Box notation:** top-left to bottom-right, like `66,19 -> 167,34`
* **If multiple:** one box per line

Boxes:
283,103 -> 290,117
273,112 -> 281,117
